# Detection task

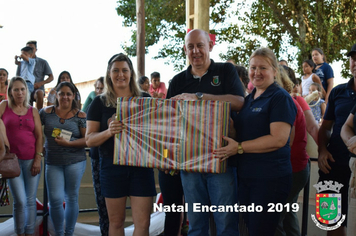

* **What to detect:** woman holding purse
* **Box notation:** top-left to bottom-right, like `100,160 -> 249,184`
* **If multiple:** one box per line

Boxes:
0,76 -> 43,236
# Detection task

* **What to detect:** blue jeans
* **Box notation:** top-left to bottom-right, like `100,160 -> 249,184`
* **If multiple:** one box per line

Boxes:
8,159 -> 41,235
181,167 -> 238,236
46,161 -> 86,236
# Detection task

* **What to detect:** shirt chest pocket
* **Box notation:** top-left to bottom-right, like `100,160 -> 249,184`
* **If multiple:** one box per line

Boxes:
22,118 -> 35,131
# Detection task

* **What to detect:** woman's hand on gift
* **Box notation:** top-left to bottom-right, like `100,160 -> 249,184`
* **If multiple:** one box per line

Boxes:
213,136 -> 239,162
108,120 -> 124,136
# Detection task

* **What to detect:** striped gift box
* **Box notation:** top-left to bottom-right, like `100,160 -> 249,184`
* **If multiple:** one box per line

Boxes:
113,97 -> 231,173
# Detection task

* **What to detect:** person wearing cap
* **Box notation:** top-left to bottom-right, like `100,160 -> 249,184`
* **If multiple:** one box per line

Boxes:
340,43 -> 356,235
318,43 -> 356,236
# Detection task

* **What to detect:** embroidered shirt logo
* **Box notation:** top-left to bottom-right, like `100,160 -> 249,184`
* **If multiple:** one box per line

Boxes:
211,76 -> 221,86
251,107 -> 262,112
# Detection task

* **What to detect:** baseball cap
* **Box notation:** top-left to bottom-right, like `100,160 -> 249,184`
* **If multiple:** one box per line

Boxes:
347,43 -> 356,57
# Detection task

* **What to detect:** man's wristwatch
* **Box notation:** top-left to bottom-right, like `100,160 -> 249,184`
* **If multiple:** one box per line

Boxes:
237,142 -> 244,154
195,92 -> 203,100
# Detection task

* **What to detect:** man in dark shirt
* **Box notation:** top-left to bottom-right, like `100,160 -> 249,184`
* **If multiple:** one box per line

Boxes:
318,44 -> 356,236
164,29 -> 245,236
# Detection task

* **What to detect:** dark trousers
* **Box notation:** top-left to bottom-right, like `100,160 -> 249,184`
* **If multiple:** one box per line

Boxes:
239,174 -> 292,236
318,163 -> 351,226
90,147 -> 109,236
158,170 -> 184,236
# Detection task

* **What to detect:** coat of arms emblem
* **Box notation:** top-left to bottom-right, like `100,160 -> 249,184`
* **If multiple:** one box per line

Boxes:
311,181 -> 346,230
211,76 -> 221,86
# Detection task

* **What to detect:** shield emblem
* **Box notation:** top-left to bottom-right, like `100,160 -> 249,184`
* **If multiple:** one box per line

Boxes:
211,76 -> 221,86
315,193 -> 342,225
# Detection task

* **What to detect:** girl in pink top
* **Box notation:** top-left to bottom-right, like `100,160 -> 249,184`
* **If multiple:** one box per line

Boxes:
149,71 -> 167,98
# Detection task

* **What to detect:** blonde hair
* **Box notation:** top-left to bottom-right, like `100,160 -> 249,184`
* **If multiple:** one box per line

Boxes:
7,77 -> 30,108
249,48 -> 282,86
278,65 -> 295,93
101,53 -> 141,107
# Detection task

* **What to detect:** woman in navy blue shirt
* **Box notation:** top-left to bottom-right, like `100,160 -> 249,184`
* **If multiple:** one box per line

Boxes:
215,48 -> 297,236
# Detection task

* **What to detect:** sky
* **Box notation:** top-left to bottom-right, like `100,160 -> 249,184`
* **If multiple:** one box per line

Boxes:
0,0 -> 188,88
0,0 -> 345,94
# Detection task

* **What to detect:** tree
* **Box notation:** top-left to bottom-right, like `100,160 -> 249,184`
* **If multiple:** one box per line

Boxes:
116,0 -> 233,71
219,0 -> 356,78
117,0 -> 356,77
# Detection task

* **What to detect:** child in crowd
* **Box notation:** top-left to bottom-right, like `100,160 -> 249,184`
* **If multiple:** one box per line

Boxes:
301,60 -> 325,98
308,82 -> 326,124
14,46 -> 36,94
149,72 -> 167,98
291,77 -> 302,97
138,75 -> 150,93
311,48 -> 334,104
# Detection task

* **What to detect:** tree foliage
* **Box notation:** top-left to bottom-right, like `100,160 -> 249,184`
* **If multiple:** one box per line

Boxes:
117,0 -> 356,78
219,0 -> 356,78
116,0 -> 233,71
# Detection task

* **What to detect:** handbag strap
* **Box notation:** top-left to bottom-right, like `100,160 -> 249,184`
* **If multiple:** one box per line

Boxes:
4,145 -> 9,154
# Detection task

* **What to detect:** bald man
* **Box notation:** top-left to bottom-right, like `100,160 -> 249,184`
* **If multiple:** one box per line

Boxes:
162,29 -> 245,236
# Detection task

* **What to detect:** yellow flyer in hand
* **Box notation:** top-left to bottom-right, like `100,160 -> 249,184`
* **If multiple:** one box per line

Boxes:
52,128 -> 72,141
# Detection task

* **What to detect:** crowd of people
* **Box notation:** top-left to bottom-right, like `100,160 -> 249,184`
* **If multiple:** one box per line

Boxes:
0,33 -> 355,236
